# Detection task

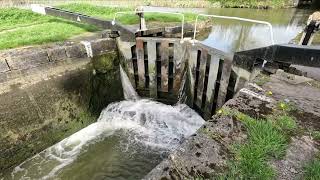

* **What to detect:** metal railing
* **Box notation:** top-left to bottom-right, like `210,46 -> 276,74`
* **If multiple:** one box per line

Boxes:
112,11 -> 185,42
192,14 -> 275,46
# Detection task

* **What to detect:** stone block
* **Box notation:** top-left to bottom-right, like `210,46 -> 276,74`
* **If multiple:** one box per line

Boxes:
65,44 -> 86,58
47,47 -> 67,62
90,38 -> 117,57
6,51 -> 49,70
0,59 -> 10,73
0,72 -> 8,84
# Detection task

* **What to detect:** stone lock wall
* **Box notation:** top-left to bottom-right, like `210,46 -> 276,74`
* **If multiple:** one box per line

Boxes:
0,38 -> 121,172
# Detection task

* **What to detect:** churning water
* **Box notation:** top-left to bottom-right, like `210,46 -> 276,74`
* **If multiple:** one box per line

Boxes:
4,67 -> 204,180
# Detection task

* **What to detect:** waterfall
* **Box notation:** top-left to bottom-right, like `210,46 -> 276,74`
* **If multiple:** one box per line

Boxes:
8,99 -> 204,179
177,70 -> 188,104
6,65 -> 205,180
120,65 -> 139,100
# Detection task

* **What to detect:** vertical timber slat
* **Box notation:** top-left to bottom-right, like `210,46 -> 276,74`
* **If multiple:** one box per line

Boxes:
195,49 -> 208,108
173,42 -> 187,97
136,39 -> 145,89
205,54 -> 220,117
168,43 -> 174,93
188,47 -> 198,107
148,40 -> 157,98
160,41 -> 169,92
216,57 -> 233,109
211,59 -> 224,114
131,45 -> 139,88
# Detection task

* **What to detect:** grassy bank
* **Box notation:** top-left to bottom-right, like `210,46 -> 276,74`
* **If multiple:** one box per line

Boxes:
0,4 -> 198,50
0,8 -> 98,50
58,3 -> 197,25
304,158 -> 320,180
217,100 -> 320,179
219,107 -> 296,179
1,0 -> 295,9
209,0 -> 291,8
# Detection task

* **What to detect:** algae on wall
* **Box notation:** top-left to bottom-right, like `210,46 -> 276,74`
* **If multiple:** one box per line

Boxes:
0,51 -> 124,172
89,51 -> 124,115
0,65 -> 96,172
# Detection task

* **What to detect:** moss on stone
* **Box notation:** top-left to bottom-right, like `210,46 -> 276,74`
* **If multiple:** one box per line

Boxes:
89,54 -> 124,115
92,51 -> 119,73
254,73 -> 271,86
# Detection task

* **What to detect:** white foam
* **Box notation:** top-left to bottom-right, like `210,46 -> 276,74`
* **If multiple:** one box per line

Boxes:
120,65 -> 139,100
10,99 -> 204,179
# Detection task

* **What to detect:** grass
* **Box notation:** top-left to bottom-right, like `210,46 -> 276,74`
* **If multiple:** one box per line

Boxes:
0,4 -> 199,50
58,3 -> 197,25
0,7 -> 98,50
217,107 -> 297,179
311,131 -> 320,141
254,73 -> 270,86
0,21 -> 97,50
208,0 -> 289,8
272,115 -> 297,132
0,8 -> 56,31
304,158 -> 320,180
0,0 -> 298,9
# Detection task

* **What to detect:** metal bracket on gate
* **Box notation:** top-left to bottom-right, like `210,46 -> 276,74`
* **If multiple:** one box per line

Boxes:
112,11 -> 185,43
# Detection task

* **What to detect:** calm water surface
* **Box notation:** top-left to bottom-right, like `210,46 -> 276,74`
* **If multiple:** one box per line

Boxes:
146,7 -> 313,52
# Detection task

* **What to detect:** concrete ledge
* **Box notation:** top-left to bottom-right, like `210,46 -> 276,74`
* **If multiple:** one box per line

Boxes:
47,46 -> 67,62
0,59 -> 9,73
6,51 -> 49,70
90,38 -> 117,57
65,44 -> 87,58
0,38 -> 117,76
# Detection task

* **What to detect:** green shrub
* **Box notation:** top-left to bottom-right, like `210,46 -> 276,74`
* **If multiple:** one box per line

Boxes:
304,159 -> 320,180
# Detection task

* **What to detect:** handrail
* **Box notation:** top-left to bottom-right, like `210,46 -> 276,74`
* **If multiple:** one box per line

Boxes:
113,11 -> 185,42
192,14 -> 275,46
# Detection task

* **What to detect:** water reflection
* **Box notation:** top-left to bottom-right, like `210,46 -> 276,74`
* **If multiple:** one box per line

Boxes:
201,8 -> 313,53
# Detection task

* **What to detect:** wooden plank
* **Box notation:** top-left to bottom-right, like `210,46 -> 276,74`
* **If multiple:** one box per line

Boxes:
204,54 -> 220,117
147,40 -> 157,98
160,41 -> 169,92
216,57 -> 233,109
173,42 -> 187,96
117,39 -> 136,89
136,39 -> 145,89
231,66 -> 251,92
188,46 -> 198,106
195,49 -> 208,108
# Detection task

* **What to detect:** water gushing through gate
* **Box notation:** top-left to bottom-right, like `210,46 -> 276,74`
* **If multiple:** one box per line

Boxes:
5,66 -> 204,180
120,65 -> 139,100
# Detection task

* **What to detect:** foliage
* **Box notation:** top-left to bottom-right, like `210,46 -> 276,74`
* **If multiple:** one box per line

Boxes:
254,73 -> 270,86
58,3 -> 197,25
218,107 -> 297,179
304,159 -> 320,180
311,131 -> 320,141
0,8 -> 53,31
0,8 -> 98,50
0,20 -> 97,50
207,0 -> 288,8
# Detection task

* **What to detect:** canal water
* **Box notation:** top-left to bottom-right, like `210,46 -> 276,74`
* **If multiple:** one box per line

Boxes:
201,8 -> 314,52
145,7 -> 314,52
2,67 -> 205,180
1,6 -> 317,180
